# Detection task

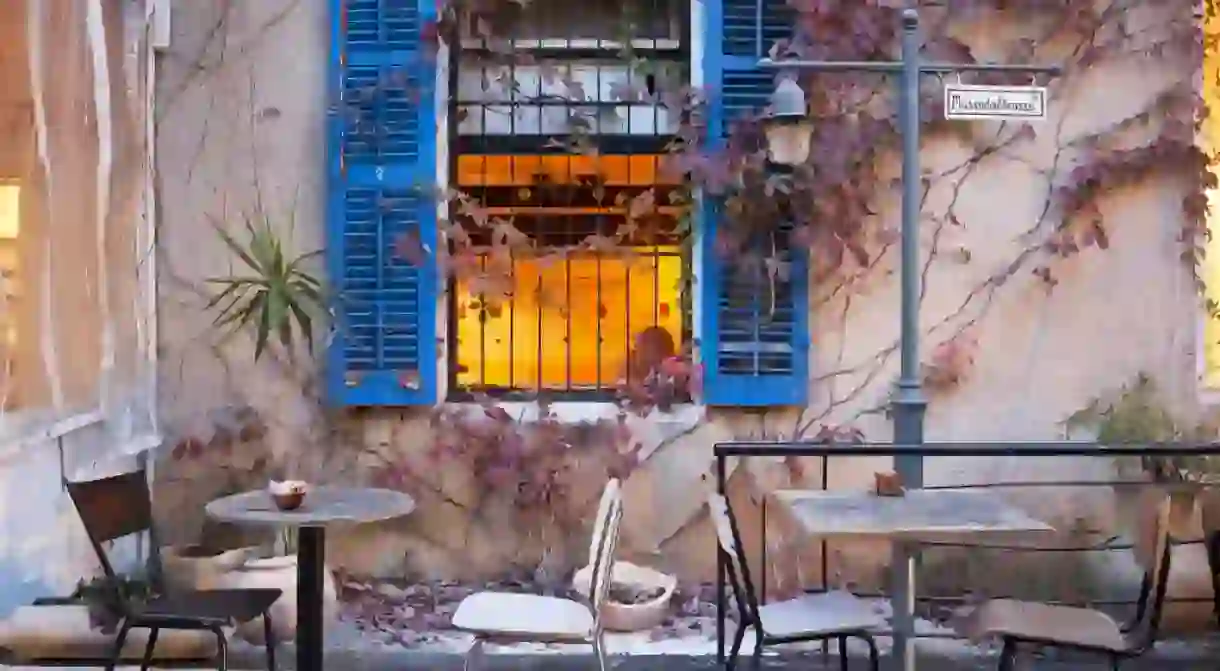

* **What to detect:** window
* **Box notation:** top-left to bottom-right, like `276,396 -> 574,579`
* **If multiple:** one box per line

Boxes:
327,0 -> 810,407
0,2 -> 103,425
1203,9 -> 1220,390
448,0 -> 690,399
0,0 -> 157,443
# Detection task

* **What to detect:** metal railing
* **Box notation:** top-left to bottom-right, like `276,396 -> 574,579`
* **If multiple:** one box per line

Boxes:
711,441 -> 1220,660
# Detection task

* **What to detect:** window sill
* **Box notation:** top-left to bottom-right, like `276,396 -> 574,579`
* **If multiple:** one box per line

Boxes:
0,408 -> 104,465
450,400 -> 703,424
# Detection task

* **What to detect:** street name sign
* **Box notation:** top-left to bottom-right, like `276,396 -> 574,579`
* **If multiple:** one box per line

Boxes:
943,83 -> 1047,121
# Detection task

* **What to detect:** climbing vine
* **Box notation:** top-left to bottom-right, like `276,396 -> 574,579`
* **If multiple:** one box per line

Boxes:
406,0 -> 1215,420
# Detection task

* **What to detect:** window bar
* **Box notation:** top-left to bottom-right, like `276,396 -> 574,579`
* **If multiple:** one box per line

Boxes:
478,247 -> 488,389
593,59 -> 604,393
565,222 -> 573,392
537,81 -> 548,393
623,59 -> 637,387
507,56 -> 519,391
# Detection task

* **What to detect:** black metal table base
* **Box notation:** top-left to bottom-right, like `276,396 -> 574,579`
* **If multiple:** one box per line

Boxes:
297,526 -> 326,671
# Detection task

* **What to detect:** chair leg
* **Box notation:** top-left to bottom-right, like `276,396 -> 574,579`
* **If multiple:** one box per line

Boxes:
210,625 -> 229,671
750,630 -> 762,670
726,621 -> 746,671
104,621 -> 131,671
593,629 -> 609,671
838,635 -> 848,671
263,613 -> 277,671
1110,653 -> 1122,670
464,637 -> 486,671
860,633 -> 879,671
141,627 -> 159,671
996,638 -> 1016,671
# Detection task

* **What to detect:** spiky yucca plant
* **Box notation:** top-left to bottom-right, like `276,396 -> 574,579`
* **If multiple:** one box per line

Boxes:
205,212 -> 326,361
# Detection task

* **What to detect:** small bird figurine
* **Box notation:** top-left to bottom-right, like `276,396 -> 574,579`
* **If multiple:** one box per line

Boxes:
874,471 -> 905,497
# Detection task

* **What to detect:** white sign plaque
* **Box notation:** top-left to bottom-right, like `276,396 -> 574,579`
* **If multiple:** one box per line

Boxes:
943,84 -> 1047,121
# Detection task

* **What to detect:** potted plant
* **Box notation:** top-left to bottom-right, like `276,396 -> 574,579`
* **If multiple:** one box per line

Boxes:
1065,373 -> 1220,535
1065,374 -> 1220,631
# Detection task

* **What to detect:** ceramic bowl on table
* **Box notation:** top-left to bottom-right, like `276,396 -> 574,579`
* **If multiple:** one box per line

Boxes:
268,480 -> 309,511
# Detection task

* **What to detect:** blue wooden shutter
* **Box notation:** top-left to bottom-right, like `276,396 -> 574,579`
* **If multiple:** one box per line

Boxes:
700,0 -> 809,406
327,0 -> 439,405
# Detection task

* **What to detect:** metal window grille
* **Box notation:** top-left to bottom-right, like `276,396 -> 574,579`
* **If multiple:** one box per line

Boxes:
447,0 -> 692,400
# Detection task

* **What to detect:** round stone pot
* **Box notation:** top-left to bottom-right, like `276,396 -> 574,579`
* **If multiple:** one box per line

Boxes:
215,555 -> 339,644
572,561 -> 677,632
161,545 -> 256,591
161,546 -> 338,644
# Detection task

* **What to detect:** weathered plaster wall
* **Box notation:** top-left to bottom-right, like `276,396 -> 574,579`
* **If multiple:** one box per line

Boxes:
0,0 -> 160,618
152,0 -> 1208,621
0,431 -> 151,619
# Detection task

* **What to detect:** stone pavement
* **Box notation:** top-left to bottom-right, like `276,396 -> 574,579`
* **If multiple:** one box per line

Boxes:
221,640 -> 1219,670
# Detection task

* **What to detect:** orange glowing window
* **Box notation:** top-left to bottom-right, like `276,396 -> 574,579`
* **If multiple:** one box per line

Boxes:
1204,11 -> 1220,388
451,154 -> 688,394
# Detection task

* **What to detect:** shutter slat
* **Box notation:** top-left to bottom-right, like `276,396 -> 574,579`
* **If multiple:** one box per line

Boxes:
328,0 -> 439,405
721,0 -> 793,58
700,0 -> 809,406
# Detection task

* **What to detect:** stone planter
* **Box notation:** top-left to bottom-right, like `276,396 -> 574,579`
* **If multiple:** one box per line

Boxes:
572,561 -> 677,632
1167,486 -> 1204,539
215,555 -> 339,644
161,546 -> 337,644
161,545 -> 256,591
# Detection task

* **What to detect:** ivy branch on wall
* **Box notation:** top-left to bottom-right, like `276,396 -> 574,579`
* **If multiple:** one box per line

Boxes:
403,0 -> 1214,432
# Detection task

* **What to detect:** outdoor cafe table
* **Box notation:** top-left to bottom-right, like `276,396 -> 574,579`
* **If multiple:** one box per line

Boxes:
206,487 -> 415,671
771,489 -> 1054,671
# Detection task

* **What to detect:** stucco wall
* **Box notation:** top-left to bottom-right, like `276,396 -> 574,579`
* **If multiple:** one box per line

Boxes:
0,0 -> 160,618
0,430 -> 153,619
152,0 -> 1208,614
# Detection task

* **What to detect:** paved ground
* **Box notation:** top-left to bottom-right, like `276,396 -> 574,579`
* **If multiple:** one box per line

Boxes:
5,646 -> 1217,670
220,642 -> 1219,670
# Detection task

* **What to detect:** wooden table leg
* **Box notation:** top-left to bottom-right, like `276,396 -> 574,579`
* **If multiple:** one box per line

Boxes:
296,526 -> 326,671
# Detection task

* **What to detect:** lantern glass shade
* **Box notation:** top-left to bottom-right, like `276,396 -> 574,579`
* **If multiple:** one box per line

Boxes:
765,119 -> 814,166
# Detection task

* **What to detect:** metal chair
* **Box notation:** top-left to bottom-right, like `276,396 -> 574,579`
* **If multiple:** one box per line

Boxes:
708,493 -> 883,671
452,478 -> 624,671
958,487 -> 1174,671
67,469 -> 281,671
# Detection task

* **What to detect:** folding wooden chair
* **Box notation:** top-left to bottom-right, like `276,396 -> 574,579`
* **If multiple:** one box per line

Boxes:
68,469 -> 282,671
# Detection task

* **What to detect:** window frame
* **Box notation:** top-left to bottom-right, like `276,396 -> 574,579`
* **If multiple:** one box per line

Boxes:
326,0 -> 810,410
440,0 -> 700,403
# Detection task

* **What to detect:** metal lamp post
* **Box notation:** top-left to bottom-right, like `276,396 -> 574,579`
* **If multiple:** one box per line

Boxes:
755,8 -> 1061,671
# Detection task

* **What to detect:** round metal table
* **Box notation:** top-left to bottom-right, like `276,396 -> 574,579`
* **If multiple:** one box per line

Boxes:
206,487 -> 415,671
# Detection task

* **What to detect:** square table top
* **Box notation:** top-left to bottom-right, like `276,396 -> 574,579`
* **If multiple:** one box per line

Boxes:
772,489 -> 1054,540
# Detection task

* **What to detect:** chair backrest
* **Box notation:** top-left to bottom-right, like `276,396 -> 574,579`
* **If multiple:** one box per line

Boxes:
1126,486 -> 1173,650
66,469 -> 154,581
587,478 -> 624,622
706,493 -> 762,627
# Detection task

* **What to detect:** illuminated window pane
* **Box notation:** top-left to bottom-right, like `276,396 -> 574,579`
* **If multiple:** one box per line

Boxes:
1204,13 -> 1220,388
454,250 -> 685,390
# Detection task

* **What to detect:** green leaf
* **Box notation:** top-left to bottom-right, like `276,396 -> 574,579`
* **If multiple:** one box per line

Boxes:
209,215 -> 262,273
202,212 -> 326,361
